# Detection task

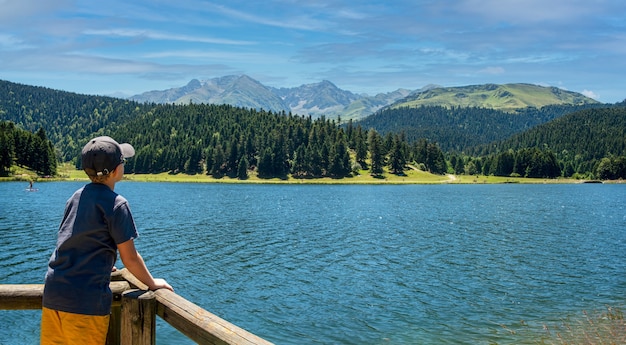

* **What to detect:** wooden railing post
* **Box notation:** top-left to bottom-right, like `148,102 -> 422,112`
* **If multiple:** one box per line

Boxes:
107,304 -> 122,345
121,289 -> 156,345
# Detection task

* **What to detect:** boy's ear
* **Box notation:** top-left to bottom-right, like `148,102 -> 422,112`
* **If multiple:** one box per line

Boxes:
112,164 -> 123,176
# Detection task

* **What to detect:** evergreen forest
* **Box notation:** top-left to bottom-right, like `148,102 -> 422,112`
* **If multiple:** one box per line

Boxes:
1,79 -> 625,180
0,121 -> 56,176
358,104 -> 608,152
457,107 -> 626,179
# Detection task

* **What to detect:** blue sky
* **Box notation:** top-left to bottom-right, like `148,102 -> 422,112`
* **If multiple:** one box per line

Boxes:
1,0 -> 625,102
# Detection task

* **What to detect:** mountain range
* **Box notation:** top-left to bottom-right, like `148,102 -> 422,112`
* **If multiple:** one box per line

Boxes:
130,75 -> 600,120
130,75 -> 412,120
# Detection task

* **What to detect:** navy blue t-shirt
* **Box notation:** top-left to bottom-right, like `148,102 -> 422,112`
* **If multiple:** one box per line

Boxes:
43,183 -> 138,315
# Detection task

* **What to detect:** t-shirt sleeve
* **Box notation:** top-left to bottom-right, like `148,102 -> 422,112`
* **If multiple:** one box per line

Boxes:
110,200 -> 139,244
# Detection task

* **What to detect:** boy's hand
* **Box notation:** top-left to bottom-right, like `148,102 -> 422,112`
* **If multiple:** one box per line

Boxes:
151,278 -> 174,292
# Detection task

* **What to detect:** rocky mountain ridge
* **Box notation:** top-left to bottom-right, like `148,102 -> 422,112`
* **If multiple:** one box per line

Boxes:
130,75 -> 426,120
130,75 -> 600,120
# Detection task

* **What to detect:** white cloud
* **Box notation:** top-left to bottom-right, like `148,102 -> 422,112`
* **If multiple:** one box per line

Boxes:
83,29 -> 254,46
206,3 -> 328,32
0,33 -> 30,50
581,89 -> 599,100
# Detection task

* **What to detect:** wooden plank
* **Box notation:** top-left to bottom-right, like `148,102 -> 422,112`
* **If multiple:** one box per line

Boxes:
117,268 -> 148,290
154,289 -> 274,345
0,284 -> 42,310
0,282 -> 130,310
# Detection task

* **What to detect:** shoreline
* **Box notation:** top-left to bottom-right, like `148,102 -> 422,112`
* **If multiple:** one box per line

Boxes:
3,171 -> 613,185
4,163 -> 620,184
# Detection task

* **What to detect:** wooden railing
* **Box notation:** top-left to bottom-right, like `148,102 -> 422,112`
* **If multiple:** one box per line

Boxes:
0,269 -> 274,345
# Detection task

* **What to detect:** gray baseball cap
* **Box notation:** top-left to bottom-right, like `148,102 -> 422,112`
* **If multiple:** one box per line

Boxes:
81,136 -> 135,176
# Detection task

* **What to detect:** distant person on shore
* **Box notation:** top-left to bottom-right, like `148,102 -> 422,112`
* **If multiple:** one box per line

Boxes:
41,136 -> 173,345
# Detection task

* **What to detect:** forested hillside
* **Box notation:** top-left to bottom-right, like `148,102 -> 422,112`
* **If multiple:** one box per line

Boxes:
458,106 -> 626,178
1,79 -> 624,180
0,80 -> 152,161
0,121 -> 56,176
355,104 -> 605,152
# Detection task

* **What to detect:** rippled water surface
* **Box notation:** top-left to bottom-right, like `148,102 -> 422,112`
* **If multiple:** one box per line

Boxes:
1,181 -> 625,344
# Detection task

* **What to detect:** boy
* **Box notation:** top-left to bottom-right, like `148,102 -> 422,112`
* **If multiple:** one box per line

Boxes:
41,136 -> 173,345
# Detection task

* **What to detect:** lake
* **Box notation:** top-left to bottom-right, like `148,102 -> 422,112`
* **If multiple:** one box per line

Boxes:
1,181 -> 625,344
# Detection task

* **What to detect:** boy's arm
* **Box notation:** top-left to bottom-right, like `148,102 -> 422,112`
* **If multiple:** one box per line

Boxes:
118,239 -> 174,292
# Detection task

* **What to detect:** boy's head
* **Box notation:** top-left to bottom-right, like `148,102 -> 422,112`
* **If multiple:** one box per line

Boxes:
82,136 -> 135,182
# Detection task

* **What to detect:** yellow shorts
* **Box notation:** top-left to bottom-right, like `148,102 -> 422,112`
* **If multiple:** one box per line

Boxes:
41,307 -> 110,345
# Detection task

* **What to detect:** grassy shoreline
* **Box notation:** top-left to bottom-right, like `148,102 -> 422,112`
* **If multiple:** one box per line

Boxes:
2,163 -> 600,185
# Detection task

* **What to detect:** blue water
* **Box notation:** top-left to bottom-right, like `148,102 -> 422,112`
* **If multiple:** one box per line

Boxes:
1,181 -> 625,344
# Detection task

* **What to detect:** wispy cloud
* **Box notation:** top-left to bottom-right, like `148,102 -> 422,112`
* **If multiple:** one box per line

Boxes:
0,33 -> 31,50
83,29 -> 254,46
142,50 -> 275,63
205,3 -> 329,32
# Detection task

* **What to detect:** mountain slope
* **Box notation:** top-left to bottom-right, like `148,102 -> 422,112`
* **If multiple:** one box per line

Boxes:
130,75 -> 421,119
132,75 -> 291,112
355,103 -> 607,152
475,106 -> 626,161
340,88 -> 413,120
389,83 -> 600,112
271,80 -> 360,115
0,79 -> 150,161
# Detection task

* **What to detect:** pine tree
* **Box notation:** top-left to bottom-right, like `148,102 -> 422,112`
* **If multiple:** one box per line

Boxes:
291,144 -> 308,178
425,142 -> 446,174
493,150 -> 515,176
354,126 -> 368,169
257,147 -> 274,178
0,129 -> 14,176
308,143 -> 323,177
412,139 -> 428,166
328,131 -> 351,177
388,134 -> 406,175
226,136 -> 239,176
237,155 -> 249,180
368,130 -> 385,176
211,144 -> 225,178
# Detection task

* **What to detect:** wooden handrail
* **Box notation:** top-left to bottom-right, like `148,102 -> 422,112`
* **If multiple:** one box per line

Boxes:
114,268 -> 273,345
0,281 -> 130,309
155,288 -> 272,345
0,269 -> 274,345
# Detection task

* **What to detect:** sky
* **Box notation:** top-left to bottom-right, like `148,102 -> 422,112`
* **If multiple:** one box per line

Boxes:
1,0 -> 625,103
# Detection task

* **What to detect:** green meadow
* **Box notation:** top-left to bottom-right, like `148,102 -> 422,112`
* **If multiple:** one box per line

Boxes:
4,163 -> 585,185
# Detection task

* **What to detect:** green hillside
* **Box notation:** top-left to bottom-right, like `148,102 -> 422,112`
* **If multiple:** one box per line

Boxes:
0,79 -> 152,161
391,83 -> 600,112
356,103 -> 605,152
2,79 -> 624,180
456,106 -> 626,179
475,106 -> 626,159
